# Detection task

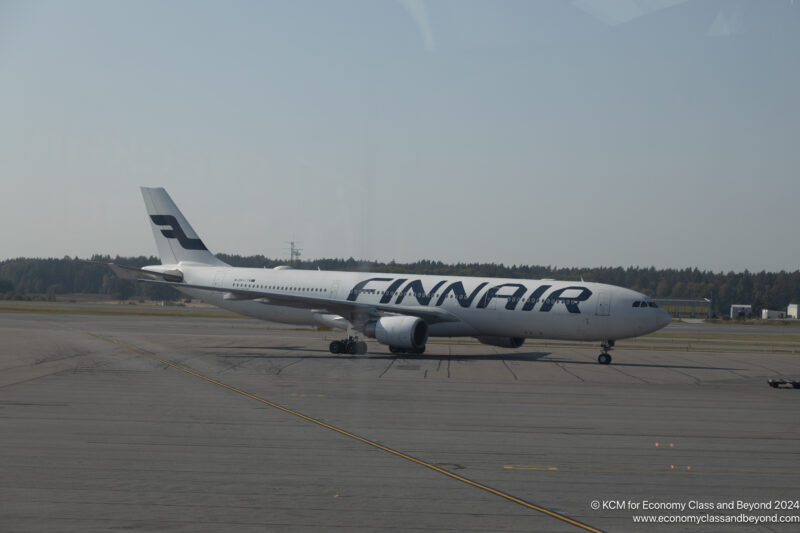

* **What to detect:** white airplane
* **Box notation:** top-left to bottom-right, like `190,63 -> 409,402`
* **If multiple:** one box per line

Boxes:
110,187 -> 672,364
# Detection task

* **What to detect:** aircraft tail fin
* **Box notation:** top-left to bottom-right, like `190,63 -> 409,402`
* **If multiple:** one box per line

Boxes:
140,187 -> 228,266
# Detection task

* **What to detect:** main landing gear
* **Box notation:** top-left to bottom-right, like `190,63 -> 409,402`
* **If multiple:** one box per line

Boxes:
329,336 -> 368,355
598,340 -> 614,365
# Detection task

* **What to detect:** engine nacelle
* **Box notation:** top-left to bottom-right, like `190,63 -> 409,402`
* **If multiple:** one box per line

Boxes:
364,316 -> 428,351
475,336 -> 525,349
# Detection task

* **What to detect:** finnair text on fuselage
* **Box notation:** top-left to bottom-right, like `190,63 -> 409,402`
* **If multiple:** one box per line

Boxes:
344,277 -> 591,313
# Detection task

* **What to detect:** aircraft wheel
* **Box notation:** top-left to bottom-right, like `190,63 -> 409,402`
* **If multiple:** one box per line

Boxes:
345,341 -> 357,355
356,341 -> 368,355
389,346 -> 402,354
329,341 -> 343,354
598,353 -> 611,365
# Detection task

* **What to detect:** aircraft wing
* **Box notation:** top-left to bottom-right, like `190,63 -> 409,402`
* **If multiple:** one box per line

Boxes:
139,279 -> 461,325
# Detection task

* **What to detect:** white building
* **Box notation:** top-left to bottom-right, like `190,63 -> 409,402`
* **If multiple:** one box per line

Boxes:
788,304 -> 798,319
762,309 -> 786,319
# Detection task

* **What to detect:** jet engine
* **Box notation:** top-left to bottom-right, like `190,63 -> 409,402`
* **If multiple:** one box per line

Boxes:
364,316 -> 428,351
475,336 -> 525,349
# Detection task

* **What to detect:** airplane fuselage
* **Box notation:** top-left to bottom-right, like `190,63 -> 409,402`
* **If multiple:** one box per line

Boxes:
167,264 -> 670,342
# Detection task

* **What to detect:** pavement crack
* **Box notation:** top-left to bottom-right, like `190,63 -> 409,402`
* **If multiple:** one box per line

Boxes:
610,365 -> 650,384
670,368 -> 701,385
275,357 -> 306,376
378,358 -> 396,378
218,356 -> 254,374
501,359 -> 518,380
555,362 -> 584,382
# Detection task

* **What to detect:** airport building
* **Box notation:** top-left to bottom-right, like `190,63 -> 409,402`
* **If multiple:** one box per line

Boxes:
762,309 -> 786,319
730,304 -> 752,319
656,298 -> 711,319
788,304 -> 798,319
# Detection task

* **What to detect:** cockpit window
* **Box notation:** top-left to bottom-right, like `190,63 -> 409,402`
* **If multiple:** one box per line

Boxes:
632,301 -> 641,307
648,302 -> 658,308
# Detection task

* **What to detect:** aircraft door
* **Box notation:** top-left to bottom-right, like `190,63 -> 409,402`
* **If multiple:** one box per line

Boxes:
213,270 -> 227,288
329,281 -> 341,300
595,291 -> 611,316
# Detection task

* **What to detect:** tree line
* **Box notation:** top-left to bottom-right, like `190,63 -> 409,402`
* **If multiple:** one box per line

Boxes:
1,254 -> 799,315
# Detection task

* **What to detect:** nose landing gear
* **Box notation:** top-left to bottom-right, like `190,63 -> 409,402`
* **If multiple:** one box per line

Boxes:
329,336 -> 368,355
598,340 -> 615,364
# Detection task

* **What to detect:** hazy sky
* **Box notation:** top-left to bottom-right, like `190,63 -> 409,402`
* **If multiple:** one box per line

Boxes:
1,0 -> 798,272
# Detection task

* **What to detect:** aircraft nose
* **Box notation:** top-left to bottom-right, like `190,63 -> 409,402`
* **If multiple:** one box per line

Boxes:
657,309 -> 672,329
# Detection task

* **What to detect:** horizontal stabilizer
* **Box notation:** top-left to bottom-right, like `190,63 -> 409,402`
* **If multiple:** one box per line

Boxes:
108,263 -> 184,282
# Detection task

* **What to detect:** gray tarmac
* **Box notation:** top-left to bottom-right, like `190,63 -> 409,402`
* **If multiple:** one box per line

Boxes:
1,309 -> 799,533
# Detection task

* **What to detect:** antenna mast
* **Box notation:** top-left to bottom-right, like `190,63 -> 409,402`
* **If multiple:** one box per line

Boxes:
287,241 -> 302,266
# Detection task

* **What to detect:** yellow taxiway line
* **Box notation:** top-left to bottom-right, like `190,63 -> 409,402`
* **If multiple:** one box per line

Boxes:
90,333 -> 604,533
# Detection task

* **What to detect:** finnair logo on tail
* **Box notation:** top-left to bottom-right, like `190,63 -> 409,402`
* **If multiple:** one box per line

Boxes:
150,215 -> 207,250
